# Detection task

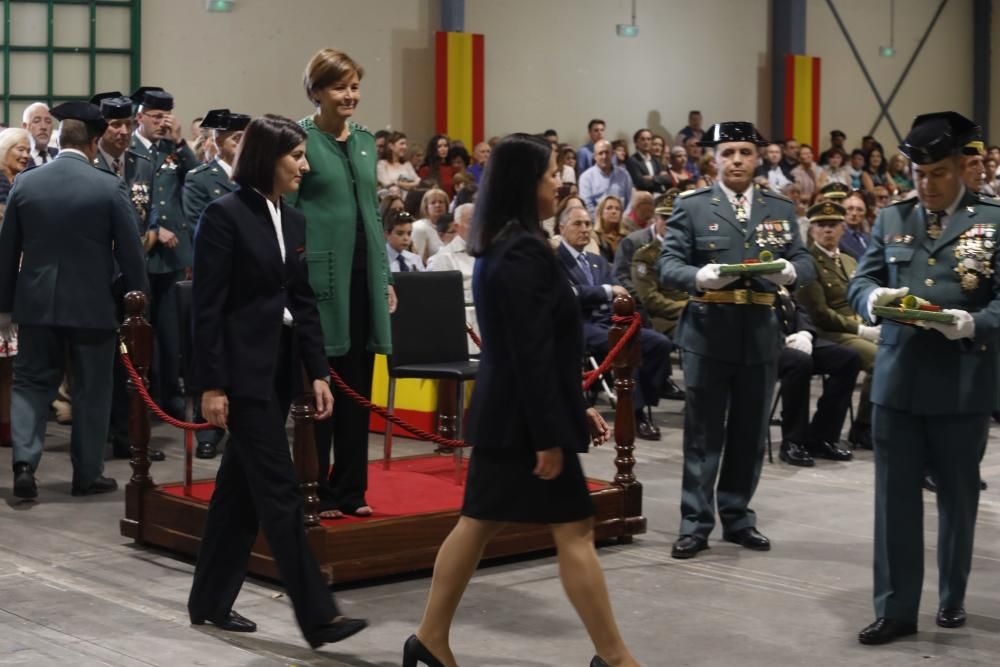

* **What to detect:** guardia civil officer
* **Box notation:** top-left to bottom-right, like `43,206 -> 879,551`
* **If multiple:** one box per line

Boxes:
848,112 -> 1000,645
89,91 -> 162,462
657,122 -> 814,559
182,108 -> 250,459
0,102 -> 147,499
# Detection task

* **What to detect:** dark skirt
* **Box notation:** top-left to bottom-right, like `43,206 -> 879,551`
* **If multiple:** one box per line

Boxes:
461,445 -> 595,524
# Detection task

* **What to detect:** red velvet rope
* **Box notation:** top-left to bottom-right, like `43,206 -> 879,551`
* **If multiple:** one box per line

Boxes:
118,312 -> 642,448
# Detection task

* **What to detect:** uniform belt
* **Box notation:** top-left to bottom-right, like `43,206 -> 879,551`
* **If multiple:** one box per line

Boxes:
691,289 -> 776,306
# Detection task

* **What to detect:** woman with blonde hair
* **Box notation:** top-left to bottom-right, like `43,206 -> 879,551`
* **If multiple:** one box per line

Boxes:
0,127 -> 31,449
411,187 -> 449,262
593,195 -> 626,263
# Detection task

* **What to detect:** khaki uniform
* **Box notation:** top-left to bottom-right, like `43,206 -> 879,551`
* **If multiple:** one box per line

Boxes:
631,238 -> 688,336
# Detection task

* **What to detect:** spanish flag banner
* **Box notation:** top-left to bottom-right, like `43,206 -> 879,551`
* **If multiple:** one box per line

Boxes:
783,54 -> 821,150
435,31 -> 484,149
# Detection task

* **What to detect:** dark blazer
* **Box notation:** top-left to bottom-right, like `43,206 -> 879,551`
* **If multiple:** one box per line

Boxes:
191,187 -> 328,401
22,146 -> 58,172
466,227 -> 589,453
625,152 -> 666,193
0,152 -> 147,328
838,227 -> 870,260
556,242 -> 616,328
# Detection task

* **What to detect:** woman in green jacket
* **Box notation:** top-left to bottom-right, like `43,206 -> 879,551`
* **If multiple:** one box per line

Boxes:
291,48 -> 395,518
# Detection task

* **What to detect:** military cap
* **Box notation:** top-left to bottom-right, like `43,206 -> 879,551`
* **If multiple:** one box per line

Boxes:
200,108 -> 251,132
830,129 -> 846,140
654,188 -> 681,216
898,111 -> 981,165
50,101 -> 108,134
130,86 -> 173,111
807,200 -> 846,224
89,91 -> 133,120
698,121 -> 768,147
818,181 -> 851,201
963,139 -> 986,157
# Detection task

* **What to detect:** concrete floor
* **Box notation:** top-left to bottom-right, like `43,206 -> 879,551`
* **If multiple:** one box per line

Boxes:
2,389 -> 1000,666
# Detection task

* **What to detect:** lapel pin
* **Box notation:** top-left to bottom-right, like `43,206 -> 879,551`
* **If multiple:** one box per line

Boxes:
967,206 -> 975,214
708,223 -> 719,231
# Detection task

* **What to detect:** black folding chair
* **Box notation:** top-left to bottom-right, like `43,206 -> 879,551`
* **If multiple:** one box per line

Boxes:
383,271 -> 478,482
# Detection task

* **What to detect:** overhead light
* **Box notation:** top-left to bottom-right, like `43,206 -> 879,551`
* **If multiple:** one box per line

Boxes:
206,0 -> 234,12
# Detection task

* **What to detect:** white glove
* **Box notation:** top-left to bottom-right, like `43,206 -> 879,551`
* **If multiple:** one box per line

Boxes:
785,331 -> 813,355
857,324 -> 881,342
763,258 -> 797,286
695,263 -> 739,291
919,309 -> 976,341
866,286 -> 909,321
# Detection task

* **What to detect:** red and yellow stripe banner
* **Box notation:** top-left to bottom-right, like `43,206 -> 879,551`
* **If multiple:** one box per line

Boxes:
783,54 -> 821,149
435,31 -> 484,149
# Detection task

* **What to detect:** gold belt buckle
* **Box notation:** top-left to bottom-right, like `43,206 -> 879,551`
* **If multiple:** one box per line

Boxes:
733,289 -> 749,305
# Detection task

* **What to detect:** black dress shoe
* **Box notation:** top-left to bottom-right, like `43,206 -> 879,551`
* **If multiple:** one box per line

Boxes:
149,449 -> 166,462
636,416 -> 660,441
809,440 -> 853,461
591,657 -> 611,667
723,527 -> 771,551
191,609 -> 257,633
305,616 -> 368,649
858,617 -> 917,645
671,534 -> 709,559
779,440 -> 815,467
923,475 -> 937,493
936,607 -> 966,628
980,479 -> 988,491
71,475 -> 118,496
661,378 -> 686,400
196,441 -> 218,459
402,634 -> 445,667
848,425 -> 873,449
13,462 -> 37,499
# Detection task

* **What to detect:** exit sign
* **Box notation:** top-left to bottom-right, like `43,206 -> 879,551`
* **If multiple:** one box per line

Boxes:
616,24 -> 639,38
206,0 -> 234,12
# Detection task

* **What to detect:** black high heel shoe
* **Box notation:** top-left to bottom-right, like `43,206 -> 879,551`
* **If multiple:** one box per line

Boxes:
591,657 -> 611,667
403,634 -> 446,667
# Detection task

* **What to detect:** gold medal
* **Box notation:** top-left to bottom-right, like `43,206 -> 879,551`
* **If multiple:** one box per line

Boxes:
927,224 -> 942,240
961,272 -> 980,291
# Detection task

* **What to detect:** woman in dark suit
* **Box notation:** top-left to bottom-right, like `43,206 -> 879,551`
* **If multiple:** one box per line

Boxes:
404,134 -> 640,667
187,115 -> 366,649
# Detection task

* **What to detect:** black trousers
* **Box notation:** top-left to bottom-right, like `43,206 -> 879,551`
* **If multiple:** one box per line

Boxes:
188,329 -> 338,635
148,271 -> 183,407
777,340 -> 861,444
315,270 -> 374,511
586,326 -> 671,411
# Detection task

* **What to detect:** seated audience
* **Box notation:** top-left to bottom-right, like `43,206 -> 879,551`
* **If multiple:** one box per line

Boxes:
451,171 -> 477,209
410,187 -> 449,263
790,144 -> 828,201
780,137 -> 800,172
434,212 -> 456,248
377,131 -> 420,192
576,118 -> 605,173
821,148 -> 851,185
428,203 -> 478,353
666,145 -> 691,188
447,145 -> 471,176
558,145 -> 578,184
593,195 -> 627,263
818,129 -> 847,165
379,192 -> 406,220
611,139 -> 628,166
624,190 -> 655,232
467,142 -> 490,184
628,192 -> 687,338
578,139 -> 633,213
847,148 -> 865,190
796,201 -> 877,449
754,142 -> 793,190
385,209 -> 424,272
650,134 -> 667,163
683,135 -> 703,179
887,152 -> 914,194
625,128 -> 665,193
542,128 -> 559,146
419,134 -> 455,196
674,110 -> 704,146
695,151 -> 716,188
860,147 -> 898,196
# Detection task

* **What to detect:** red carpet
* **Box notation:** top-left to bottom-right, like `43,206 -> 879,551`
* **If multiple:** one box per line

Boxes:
161,455 -> 609,525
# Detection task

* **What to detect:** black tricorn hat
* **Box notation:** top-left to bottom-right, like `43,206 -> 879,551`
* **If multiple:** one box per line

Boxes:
200,108 -> 251,132
698,121 -> 768,147
89,91 -> 133,120
898,111 -> 981,165
50,101 -> 109,134
130,86 -> 173,111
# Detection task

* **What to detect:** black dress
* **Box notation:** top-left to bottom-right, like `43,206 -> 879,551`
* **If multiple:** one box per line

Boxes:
462,227 -> 594,524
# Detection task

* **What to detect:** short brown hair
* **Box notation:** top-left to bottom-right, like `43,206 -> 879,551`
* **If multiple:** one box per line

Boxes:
303,48 -> 364,106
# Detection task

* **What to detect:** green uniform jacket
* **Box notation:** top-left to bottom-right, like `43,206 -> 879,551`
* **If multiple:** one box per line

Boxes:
796,244 -> 863,341
130,135 -> 200,274
656,184 -> 814,364
94,148 -> 154,237
847,191 -> 1000,414
183,159 -> 236,227
288,118 -> 392,357
631,238 -> 688,335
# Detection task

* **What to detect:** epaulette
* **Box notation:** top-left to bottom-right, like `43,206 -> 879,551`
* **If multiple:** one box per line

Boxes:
187,162 -> 210,176
760,188 -> 793,203
973,194 -> 1000,208
679,186 -> 711,198
886,195 -> 918,208
634,239 -> 661,257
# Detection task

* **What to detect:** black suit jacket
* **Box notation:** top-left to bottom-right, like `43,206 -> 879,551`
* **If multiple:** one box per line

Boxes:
625,152 -> 666,193
466,228 -> 589,453
23,146 -> 59,172
191,187 -> 328,400
556,242 -> 617,328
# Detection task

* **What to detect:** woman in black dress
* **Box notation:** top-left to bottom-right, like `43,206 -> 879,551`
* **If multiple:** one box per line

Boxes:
403,134 -> 640,667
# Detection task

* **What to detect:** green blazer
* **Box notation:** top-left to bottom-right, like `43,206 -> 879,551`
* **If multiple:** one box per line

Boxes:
796,244 -> 862,340
183,159 -> 236,227
657,183 -> 814,364
288,118 -> 392,357
848,191 -> 1000,415
131,135 -> 200,274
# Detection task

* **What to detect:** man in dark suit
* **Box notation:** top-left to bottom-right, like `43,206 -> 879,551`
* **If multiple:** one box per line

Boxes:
130,86 -> 201,419
181,108 -> 249,459
657,122 -> 815,559
625,128 -> 667,194
90,92 -> 163,462
839,190 -> 871,260
0,102 -> 147,499
557,205 -> 672,440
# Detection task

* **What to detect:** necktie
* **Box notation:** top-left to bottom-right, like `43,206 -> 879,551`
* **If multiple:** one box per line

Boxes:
577,254 -> 594,286
734,193 -> 748,224
40,150 -> 48,164
397,254 -> 409,272
855,230 -> 867,249
112,158 -> 122,177
927,210 -> 946,240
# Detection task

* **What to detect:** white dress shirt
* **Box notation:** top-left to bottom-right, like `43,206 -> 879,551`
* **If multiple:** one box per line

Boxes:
717,181 -> 754,221
386,243 -> 425,272
254,190 -> 294,325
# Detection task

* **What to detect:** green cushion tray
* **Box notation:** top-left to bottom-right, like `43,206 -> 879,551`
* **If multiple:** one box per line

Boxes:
872,305 -> 955,324
718,261 -> 785,276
